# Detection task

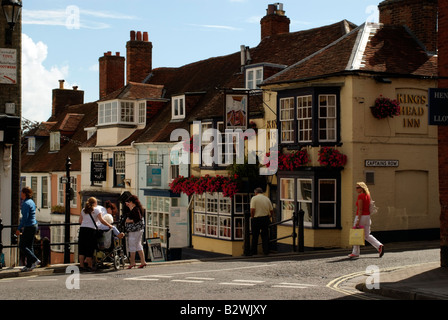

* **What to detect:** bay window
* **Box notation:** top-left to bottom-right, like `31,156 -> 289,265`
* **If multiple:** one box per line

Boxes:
278,88 -> 340,146
98,99 -> 146,126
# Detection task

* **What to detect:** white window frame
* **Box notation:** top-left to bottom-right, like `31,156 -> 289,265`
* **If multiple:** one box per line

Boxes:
246,67 -> 263,90
280,178 -> 295,223
28,137 -> 36,153
280,98 -> 294,143
297,178 -> 313,227
297,95 -> 313,143
50,132 -> 60,152
70,176 -> 77,208
318,94 -> 337,142
138,101 -> 146,125
41,176 -> 48,209
172,95 -> 185,120
318,179 -> 337,227
98,99 -> 142,126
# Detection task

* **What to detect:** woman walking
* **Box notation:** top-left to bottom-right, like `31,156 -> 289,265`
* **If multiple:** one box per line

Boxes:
125,195 -> 147,269
16,187 -> 40,272
349,182 -> 384,259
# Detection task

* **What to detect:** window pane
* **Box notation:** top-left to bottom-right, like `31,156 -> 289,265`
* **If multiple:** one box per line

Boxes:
319,180 -> 335,201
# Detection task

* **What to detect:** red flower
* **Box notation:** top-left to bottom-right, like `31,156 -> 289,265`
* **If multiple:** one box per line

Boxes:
371,95 -> 400,119
278,150 -> 310,171
318,147 -> 347,168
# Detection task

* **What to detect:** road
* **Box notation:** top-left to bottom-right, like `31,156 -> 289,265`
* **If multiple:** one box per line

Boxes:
0,241 -> 439,313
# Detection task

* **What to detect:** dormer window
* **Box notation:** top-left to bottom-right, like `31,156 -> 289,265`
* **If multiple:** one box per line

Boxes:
246,66 -> 263,90
27,137 -> 36,153
172,95 -> 185,120
50,132 -> 60,152
98,99 -> 146,126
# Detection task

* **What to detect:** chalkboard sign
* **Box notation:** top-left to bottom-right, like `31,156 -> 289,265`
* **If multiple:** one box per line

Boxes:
91,161 -> 107,182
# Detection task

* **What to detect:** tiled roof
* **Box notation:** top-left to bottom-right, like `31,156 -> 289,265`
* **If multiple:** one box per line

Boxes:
100,82 -> 165,101
263,23 -> 438,85
21,102 -> 98,172
136,20 -> 356,143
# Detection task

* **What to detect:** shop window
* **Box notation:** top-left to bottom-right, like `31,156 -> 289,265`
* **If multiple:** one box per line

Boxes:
146,196 -> 175,244
279,174 -> 340,228
318,179 -> 336,227
114,151 -> 126,187
193,193 -> 246,240
297,179 -> 313,227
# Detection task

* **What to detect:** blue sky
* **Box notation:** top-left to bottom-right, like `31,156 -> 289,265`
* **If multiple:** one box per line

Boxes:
21,0 -> 380,122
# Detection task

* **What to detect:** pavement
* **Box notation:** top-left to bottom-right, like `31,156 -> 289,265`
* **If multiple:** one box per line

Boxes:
1,242 -> 447,300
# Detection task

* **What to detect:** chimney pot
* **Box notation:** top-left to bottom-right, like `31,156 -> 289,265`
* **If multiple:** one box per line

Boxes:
73,86 -> 78,91
137,31 -> 142,41
59,80 -> 65,89
143,32 -> 149,42
130,30 -> 136,41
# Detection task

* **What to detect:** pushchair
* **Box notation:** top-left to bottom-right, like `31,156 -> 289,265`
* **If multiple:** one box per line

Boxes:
93,229 -> 127,270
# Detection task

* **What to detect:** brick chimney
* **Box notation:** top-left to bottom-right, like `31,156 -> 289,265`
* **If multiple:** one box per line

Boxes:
51,80 -> 84,119
378,0 -> 438,53
260,3 -> 290,41
99,51 -> 125,99
126,30 -> 152,84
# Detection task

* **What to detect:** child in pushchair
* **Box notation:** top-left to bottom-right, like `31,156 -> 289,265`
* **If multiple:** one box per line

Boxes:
94,212 -> 127,270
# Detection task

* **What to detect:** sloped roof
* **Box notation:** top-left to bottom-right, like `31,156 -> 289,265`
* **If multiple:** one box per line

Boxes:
136,20 -> 356,143
263,23 -> 438,86
100,82 -> 165,101
21,102 -> 98,172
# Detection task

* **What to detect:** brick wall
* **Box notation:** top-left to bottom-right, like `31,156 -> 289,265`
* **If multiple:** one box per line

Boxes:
99,51 -> 125,99
126,31 -> 152,84
260,4 -> 290,40
379,0 -> 438,53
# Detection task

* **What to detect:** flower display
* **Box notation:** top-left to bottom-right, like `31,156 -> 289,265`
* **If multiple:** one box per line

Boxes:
318,147 -> 347,168
278,149 -> 310,171
370,95 -> 401,119
169,174 -> 239,198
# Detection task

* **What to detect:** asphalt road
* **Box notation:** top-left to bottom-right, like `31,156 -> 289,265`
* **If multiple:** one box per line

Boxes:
0,241 -> 439,315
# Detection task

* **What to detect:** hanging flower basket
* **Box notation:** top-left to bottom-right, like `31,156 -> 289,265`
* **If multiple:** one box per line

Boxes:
169,174 -> 239,198
370,95 -> 401,119
318,147 -> 347,168
278,149 -> 310,171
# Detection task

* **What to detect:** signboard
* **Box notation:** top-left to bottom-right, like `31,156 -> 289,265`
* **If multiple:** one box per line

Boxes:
90,161 -> 107,182
428,88 -> 448,126
146,166 -> 161,186
146,238 -> 165,262
169,207 -> 189,248
365,160 -> 399,167
0,49 -> 17,84
225,93 -> 248,130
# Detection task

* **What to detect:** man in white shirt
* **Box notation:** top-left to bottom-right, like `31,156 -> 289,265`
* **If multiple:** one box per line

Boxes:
250,188 -> 274,255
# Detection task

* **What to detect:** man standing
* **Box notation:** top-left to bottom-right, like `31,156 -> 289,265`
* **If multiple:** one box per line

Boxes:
250,188 -> 274,255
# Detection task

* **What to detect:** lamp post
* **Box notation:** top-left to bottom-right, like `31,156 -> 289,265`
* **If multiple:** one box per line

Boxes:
64,157 -> 72,263
1,0 -> 22,45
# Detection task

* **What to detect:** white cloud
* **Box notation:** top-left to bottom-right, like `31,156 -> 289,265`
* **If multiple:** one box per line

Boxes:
22,33 -> 70,123
22,7 -> 137,30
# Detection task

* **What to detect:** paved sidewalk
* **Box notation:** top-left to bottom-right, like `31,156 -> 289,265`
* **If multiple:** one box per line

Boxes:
356,261 -> 448,300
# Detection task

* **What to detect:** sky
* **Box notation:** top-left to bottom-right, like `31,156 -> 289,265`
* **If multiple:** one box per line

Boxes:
21,0 -> 380,123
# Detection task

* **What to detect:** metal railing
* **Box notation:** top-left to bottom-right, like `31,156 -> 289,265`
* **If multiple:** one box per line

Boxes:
0,218 -> 80,269
243,209 -> 305,255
